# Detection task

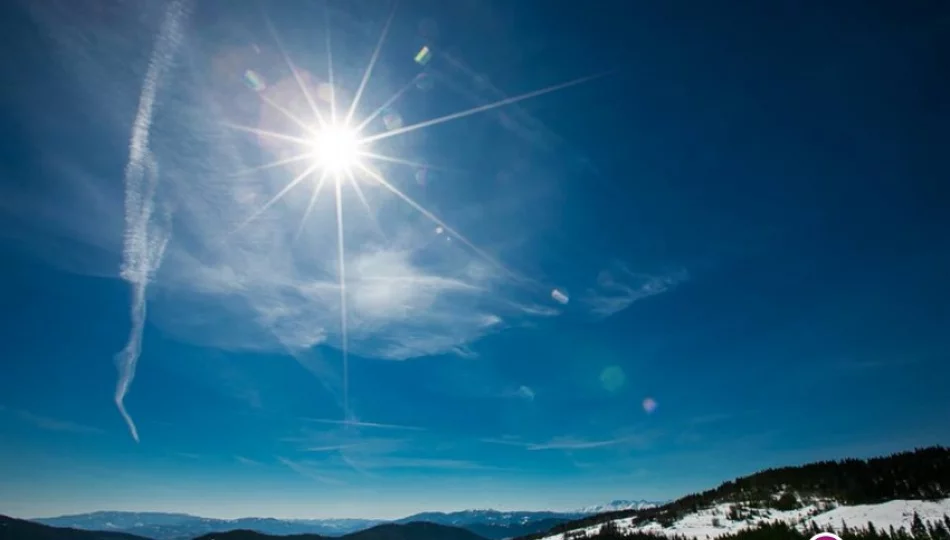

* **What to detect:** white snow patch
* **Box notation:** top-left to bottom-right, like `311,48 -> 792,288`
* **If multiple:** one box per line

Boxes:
804,499 -> 950,533
540,499 -> 950,540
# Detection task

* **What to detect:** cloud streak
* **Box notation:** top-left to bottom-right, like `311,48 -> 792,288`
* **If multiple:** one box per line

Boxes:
0,407 -> 104,435
526,435 -> 638,451
585,264 -> 688,318
277,456 -> 345,485
14,5 -> 595,442
482,431 -> 658,451
235,455 -> 263,466
303,418 -> 425,431
114,0 -> 190,443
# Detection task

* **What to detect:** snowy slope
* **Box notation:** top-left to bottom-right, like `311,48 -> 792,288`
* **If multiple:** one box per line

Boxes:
807,500 -> 950,532
539,499 -> 950,540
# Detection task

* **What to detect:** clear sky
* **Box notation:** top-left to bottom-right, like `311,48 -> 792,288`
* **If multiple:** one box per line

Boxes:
1,0 -> 948,522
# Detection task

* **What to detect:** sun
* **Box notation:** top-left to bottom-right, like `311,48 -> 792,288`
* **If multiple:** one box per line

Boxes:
221,6 -> 604,432
310,124 -> 362,173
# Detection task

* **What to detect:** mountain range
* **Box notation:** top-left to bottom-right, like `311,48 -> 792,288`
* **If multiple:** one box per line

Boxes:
29,503 -> 663,540
9,446 -> 950,540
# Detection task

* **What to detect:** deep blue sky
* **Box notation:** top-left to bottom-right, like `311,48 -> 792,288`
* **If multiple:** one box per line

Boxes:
1,0 -> 948,521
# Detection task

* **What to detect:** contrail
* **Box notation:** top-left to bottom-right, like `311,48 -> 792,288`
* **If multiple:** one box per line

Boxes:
115,0 -> 189,443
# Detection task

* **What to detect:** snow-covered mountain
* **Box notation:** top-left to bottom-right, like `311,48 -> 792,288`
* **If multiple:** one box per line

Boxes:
540,498 -> 950,540
578,501 -> 665,515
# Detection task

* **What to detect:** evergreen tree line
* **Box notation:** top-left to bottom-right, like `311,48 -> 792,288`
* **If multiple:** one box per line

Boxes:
518,447 -> 950,540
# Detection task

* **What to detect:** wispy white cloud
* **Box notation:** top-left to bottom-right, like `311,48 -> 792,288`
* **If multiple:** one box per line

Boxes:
451,345 -> 479,359
479,436 -> 533,448
303,418 -> 425,431
585,264 -> 688,318
113,0 -> 190,444
12,5 -> 576,442
482,430 -> 659,452
1,406 -> 104,435
350,456 -> 504,471
526,435 -> 639,451
277,456 -> 346,485
304,444 -> 363,453
235,455 -> 263,466
514,385 -> 536,401
286,422 -> 501,475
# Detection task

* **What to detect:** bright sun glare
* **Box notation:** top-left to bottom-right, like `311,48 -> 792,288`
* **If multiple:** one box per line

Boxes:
311,125 -> 361,173
219,5 -> 605,430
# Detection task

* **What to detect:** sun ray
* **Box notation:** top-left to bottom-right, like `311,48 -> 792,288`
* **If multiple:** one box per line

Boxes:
360,151 -> 461,175
294,169 -> 330,242
333,172 -> 350,421
222,122 -> 313,147
360,151 -> 430,169
228,151 -> 313,178
263,12 -> 327,128
356,162 -> 522,282
353,77 -> 416,133
360,71 -> 612,144
232,162 -> 319,234
345,168 -> 386,239
323,1 -> 338,125
345,2 -> 397,127
259,93 -> 319,136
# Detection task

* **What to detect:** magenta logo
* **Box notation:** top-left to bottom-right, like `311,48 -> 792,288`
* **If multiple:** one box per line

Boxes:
809,533 -> 843,540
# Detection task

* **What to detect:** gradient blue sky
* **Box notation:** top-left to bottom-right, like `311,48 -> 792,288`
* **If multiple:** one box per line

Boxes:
1,0 -> 948,521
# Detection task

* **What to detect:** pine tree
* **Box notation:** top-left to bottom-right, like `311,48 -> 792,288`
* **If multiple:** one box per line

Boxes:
911,512 -> 927,539
930,520 -> 950,540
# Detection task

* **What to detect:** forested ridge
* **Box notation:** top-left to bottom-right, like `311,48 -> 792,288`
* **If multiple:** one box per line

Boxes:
519,446 -> 950,540
584,518 -> 950,540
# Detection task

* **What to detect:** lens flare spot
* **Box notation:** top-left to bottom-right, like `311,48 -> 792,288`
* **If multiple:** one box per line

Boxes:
414,45 -> 432,65
600,365 -> 625,393
415,73 -> 434,92
383,111 -> 403,130
243,69 -> 266,92
643,397 -> 658,413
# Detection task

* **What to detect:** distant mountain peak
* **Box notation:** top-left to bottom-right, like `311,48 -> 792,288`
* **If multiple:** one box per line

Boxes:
578,499 -> 665,514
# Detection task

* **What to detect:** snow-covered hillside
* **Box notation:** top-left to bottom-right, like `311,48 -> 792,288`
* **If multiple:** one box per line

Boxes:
541,499 -> 950,540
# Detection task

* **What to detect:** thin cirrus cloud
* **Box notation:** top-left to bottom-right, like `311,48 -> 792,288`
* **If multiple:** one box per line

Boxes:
277,456 -> 346,485
514,385 -> 536,401
234,455 -> 263,466
482,431 -> 658,451
584,263 -> 688,318
303,418 -> 426,432
0,406 -> 104,435
15,1 -> 566,443
285,422 -> 500,476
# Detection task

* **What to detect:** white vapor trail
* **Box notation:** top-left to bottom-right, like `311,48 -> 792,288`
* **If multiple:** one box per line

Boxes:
115,0 -> 189,443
